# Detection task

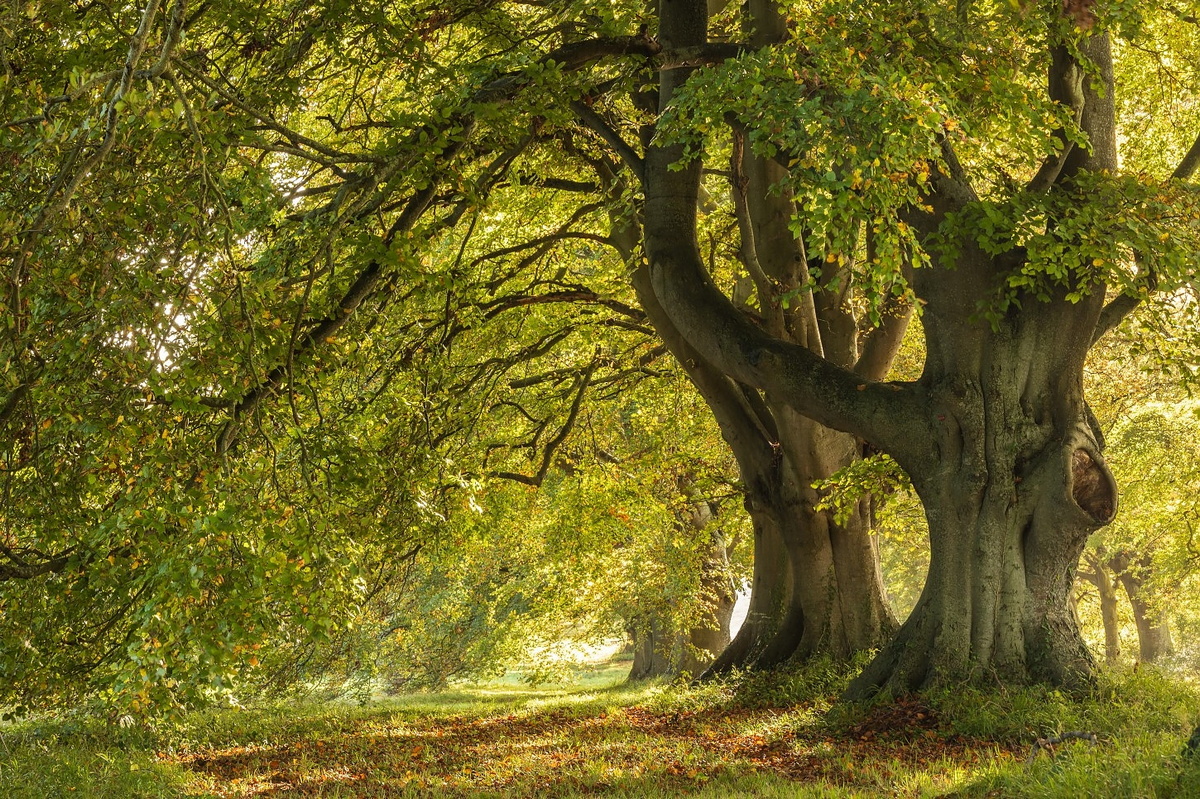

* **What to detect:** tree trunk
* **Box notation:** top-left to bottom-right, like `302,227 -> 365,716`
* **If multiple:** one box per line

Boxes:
627,616 -> 675,680
1111,551 -> 1173,664
704,414 -> 895,674
677,480 -> 738,676
593,0 -> 905,674
846,253 -> 1117,697
1080,551 -> 1122,665
615,219 -> 898,678
679,575 -> 736,676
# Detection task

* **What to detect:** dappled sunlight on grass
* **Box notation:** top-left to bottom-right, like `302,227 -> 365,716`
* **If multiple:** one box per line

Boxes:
5,665 -> 1200,797
167,681 -> 1029,797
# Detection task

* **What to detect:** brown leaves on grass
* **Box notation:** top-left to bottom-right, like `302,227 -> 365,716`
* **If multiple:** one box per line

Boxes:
171,698 -> 1020,797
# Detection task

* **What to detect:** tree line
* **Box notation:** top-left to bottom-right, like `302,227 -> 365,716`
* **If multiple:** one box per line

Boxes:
1,0 -> 1199,716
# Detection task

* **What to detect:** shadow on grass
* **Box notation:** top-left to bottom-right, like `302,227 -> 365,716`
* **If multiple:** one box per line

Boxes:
176,683 -> 1016,797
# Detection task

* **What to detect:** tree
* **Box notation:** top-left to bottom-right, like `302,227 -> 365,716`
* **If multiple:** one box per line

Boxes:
1078,400 -> 1200,667
1,0 -> 907,709
644,0 -> 1200,695
5,0 -> 1200,709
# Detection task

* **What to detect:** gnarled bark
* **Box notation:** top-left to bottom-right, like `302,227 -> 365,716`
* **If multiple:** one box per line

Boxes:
846,313 -> 1118,695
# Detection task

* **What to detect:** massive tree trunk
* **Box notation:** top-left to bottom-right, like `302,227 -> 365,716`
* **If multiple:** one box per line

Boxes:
644,0 -> 1123,695
636,0 -> 902,677
847,276 -> 1117,694
846,33 -> 1122,698
704,414 -> 896,673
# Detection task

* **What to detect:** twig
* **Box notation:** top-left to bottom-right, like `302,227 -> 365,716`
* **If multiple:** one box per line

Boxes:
1026,731 -> 1098,764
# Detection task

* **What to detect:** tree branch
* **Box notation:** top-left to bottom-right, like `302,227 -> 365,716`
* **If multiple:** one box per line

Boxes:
1173,132 -> 1200,180
217,176 -> 448,454
480,289 -> 645,323
1091,267 -> 1158,345
570,101 -> 644,181
855,249 -> 915,381
0,546 -> 75,581
658,43 -> 747,69
489,363 -> 595,486
646,114 -> 919,458
1026,44 -> 1084,193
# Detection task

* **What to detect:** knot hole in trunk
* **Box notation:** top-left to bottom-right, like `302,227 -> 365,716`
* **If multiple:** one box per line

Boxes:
1071,449 -> 1115,524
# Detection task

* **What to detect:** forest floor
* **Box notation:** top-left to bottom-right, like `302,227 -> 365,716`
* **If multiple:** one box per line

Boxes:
3,659 -> 1200,797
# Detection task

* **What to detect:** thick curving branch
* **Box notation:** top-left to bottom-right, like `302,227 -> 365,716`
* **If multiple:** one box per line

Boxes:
1173,132 -> 1200,180
644,0 -> 920,460
570,101 -> 644,181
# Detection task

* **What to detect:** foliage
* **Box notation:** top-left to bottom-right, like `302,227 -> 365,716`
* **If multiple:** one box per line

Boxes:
0,0 -> 746,709
3,0 -> 1200,713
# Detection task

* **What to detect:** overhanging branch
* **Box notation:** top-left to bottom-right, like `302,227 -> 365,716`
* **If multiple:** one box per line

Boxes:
1173,132 -> 1200,180
1091,265 -> 1158,345
570,102 -> 644,182
488,363 -> 595,487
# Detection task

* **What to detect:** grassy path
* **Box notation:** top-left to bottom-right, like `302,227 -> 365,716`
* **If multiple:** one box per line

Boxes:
3,665 -> 1199,797
175,690 -> 1011,796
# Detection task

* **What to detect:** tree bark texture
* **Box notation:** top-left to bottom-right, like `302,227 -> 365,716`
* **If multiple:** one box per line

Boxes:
846,279 -> 1118,694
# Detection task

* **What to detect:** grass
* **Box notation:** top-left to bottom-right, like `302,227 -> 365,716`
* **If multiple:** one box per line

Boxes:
3,662 -> 1200,797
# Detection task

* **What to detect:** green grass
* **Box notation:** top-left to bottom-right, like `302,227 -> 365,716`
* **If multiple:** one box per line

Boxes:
2,663 -> 1199,797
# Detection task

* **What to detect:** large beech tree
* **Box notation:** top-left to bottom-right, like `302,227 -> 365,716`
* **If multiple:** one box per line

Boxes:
646,0 -> 1200,694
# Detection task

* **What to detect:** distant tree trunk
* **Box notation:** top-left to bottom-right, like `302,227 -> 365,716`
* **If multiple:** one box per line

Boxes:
679,583 -> 736,677
627,481 -> 738,681
1080,551 -> 1121,665
1110,551 -> 1173,664
628,617 -> 675,680
677,491 -> 738,677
